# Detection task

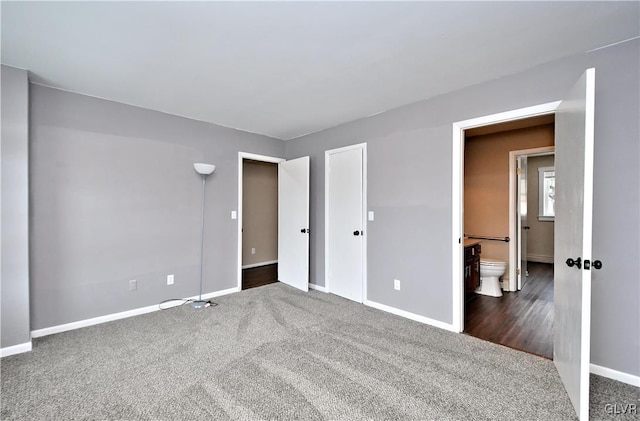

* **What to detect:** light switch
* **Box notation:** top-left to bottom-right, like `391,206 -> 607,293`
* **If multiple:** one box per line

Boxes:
231,210 -> 237,219
368,211 -> 374,221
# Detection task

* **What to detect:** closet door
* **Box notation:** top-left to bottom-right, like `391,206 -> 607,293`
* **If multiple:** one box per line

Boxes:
326,144 -> 365,302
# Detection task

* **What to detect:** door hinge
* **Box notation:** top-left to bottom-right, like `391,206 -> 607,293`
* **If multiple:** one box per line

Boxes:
516,268 -> 521,275
516,168 -> 522,176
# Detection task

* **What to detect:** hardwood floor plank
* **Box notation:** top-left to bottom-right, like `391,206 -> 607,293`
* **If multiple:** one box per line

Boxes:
242,263 -> 278,290
464,262 -> 553,359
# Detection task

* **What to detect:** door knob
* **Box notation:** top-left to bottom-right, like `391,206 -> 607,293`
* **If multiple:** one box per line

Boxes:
353,230 -> 362,236
300,228 -> 309,234
565,257 -> 582,269
524,226 -> 531,230
571,258 -> 603,271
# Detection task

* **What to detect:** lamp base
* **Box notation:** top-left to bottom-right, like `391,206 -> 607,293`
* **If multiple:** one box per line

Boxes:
191,300 -> 208,309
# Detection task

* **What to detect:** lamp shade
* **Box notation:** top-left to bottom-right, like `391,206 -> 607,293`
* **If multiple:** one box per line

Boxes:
194,163 -> 216,175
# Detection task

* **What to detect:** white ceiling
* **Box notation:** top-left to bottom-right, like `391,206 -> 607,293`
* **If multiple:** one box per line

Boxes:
2,2 -> 639,140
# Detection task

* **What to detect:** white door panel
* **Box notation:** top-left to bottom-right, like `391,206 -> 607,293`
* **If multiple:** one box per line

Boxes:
327,146 -> 364,302
278,156 -> 310,291
554,68 -> 595,421
517,156 -> 528,290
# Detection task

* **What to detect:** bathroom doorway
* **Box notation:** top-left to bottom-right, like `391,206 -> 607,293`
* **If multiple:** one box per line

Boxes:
461,114 -> 556,359
510,148 -> 555,292
453,71 -> 597,417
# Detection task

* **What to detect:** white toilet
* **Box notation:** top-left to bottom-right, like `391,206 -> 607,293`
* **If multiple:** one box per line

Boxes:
476,258 -> 507,297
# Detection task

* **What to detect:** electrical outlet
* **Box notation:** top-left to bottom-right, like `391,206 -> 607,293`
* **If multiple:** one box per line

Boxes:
251,248 -> 256,255
167,274 -> 174,285
129,279 -> 137,291
394,279 -> 401,291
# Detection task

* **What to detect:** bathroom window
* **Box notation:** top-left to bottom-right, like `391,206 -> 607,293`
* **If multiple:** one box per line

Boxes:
538,166 -> 555,221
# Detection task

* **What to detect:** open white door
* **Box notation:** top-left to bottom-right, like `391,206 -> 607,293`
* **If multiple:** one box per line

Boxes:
278,156 -> 310,291
554,68 -> 595,420
517,156 -> 529,290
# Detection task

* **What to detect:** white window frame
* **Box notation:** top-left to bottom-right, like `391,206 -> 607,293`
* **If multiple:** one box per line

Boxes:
538,166 -> 555,221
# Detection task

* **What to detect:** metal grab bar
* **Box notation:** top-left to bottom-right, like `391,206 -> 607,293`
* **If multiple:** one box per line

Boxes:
465,234 -> 510,243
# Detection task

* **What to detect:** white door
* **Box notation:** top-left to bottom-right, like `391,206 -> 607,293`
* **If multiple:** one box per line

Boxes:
326,145 -> 364,302
554,68 -> 595,421
278,156 -> 310,291
517,156 -> 529,290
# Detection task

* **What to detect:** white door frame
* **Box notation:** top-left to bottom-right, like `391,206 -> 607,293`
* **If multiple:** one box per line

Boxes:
451,101 -> 561,333
325,143 -> 367,302
507,146 -> 555,292
237,152 -> 285,290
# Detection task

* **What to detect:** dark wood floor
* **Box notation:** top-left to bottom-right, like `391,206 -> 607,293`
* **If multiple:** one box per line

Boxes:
242,263 -> 278,290
464,262 -> 554,359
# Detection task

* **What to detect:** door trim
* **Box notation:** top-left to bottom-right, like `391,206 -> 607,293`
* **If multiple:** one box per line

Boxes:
508,147 -> 555,292
237,152 -> 285,290
451,101 -> 561,332
324,143 -> 367,302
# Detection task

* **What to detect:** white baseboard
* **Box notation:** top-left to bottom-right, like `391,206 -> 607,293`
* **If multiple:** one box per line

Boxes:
590,363 -> 640,387
527,254 -> 554,264
242,260 -> 278,269
31,286 -> 240,339
309,283 -> 327,292
364,299 -> 457,333
0,341 -> 32,358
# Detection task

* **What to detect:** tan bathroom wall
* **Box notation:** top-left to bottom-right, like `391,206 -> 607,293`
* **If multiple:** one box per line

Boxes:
526,154 -> 555,263
464,123 -> 554,276
242,160 -> 278,267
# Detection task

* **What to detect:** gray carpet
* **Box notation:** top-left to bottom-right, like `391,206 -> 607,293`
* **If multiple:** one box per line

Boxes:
1,283 -> 638,420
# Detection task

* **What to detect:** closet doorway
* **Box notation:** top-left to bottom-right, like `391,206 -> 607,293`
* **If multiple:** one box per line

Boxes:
239,155 -> 282,290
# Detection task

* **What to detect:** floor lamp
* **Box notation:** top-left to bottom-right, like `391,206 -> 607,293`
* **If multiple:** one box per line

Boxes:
192,162 -> 216,309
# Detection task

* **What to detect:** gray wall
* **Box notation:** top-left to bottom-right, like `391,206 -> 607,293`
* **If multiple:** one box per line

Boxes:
285,40 -> 639,376
29,84 -> 284,329
1,65 -> 31,348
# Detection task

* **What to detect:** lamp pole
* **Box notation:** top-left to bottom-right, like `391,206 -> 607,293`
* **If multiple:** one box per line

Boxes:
192,163 -> 216,309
